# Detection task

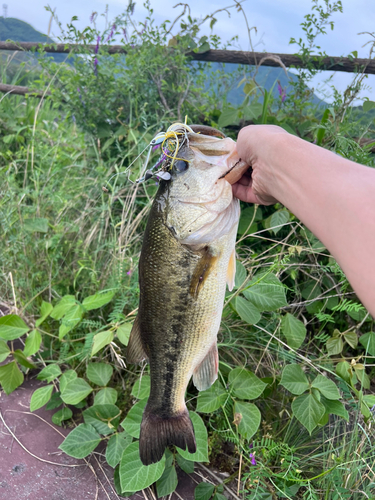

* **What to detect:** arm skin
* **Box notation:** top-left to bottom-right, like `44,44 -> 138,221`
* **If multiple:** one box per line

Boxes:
233,125 -> 375,317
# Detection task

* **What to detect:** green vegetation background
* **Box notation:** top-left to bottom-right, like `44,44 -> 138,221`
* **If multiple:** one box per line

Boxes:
0,1 -> 375,499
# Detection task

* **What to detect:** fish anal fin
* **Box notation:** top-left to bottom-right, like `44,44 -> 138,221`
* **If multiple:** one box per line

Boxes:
139,406 -> 196,465
189,248 -> 218,299
126,316 -> 147,364
193,342 -> 218,391
226,249 -> 236,292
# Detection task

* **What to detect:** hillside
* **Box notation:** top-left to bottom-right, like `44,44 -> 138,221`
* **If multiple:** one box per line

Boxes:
0,16 -> 67,63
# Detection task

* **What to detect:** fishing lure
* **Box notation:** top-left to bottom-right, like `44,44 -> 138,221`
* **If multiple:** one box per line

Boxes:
135,122 -> 193,184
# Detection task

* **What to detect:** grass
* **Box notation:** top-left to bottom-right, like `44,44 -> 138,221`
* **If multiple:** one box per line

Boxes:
1,29 -> 375,498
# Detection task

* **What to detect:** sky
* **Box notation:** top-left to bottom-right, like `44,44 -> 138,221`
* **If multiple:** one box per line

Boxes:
5,0 -> 375,102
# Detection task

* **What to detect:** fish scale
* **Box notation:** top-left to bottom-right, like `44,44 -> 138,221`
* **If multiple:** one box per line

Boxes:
126,124 -> 248,465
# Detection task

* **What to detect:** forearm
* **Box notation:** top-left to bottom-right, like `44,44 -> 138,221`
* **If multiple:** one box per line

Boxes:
267,135 -> 375,316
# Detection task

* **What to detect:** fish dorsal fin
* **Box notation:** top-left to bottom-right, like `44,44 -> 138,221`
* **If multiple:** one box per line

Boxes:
226,249 -> 236,292
193,342 -> 218,391
126,316 -> 148,364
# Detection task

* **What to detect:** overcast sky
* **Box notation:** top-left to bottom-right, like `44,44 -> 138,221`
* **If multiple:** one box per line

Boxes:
5,0 -> 375,102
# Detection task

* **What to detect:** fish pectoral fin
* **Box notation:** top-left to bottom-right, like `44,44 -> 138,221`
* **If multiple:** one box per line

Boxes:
126,316 -> 148,364
189,247 -> 218,299
226,248 -> 236,292
193,342 -> 218,391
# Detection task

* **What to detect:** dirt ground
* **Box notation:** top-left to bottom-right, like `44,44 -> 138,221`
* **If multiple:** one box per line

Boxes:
0,377 -> 214,500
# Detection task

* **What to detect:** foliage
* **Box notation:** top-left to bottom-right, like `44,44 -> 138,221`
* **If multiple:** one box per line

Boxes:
0,1 -> 375,499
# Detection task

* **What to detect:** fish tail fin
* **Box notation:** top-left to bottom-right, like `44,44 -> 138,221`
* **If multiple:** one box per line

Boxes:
139,406 -> 196,465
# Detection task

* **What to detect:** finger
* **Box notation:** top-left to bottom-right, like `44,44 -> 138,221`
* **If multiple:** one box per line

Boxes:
232,183 -> 259,204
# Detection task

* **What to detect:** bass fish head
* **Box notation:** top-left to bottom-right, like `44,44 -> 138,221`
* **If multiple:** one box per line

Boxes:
160,124 -> 248,246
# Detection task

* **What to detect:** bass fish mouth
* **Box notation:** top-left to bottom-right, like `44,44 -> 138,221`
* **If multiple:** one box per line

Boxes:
222,157 -> 250,185
188,125 -> 250,185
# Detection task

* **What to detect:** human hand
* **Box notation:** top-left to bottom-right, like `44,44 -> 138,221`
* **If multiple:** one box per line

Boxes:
232,125 -> 289,205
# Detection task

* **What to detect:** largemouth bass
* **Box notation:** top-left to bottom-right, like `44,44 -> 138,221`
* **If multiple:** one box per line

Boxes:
127,124 -> 247,465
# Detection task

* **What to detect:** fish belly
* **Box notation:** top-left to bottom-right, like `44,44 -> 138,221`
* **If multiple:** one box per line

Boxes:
135,193 -> 237,464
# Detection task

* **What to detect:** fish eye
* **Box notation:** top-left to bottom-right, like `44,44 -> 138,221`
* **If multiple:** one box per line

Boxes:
174,160 -> 189,173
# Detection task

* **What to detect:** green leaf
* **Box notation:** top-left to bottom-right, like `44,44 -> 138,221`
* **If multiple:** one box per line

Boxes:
194,482 -> 215,500
177,412 -> 208,462
321,397 -> 349,421
91,330 -> 114,356
37,366 -> 62,388
0,340 -> 10,363
13,349 -> 35,369
361,401 -> 371,418
363,394 -> 375,408
234,260 -> 247,289
281,314 -> 306,350
291,393 -> 325,434
131,375 -> 150,400
326,336 -> 343,356
0,361 -> 24,394
347,307 -> 370,323
35,301 -> 53,327
59,369 -> 78,393
229,368 -> 267,400
50,295 -> 76,320
0,314 -> 29,340
59,423 -> 101,459
343,331 -> 358,349
176,452 -> 194,473
114,466 -> 134,497
121,398 -> 148,438
235,296 -> 261,325
243,102 -> 263,120
86,362 -> 113,387
95,387 -> 118,405
354,367 -> 370,389
106,432 -> 133,468
196,379 -> 227,413
37,363 -> 62,383
83,404 -> 121,436
301,282 -> 322,301
156,463 -> 178,497
82,290 -> 115,311
119,441 -> 165,492
213,494 -> 227,500
234,401 -> 261,439
116,323 -> 132,346
280,364 -> 309,395
359,332 -> 375,356
264,209 -> 290,235
243,81 -> 256,95
316,108 -> 330,145
363,100 -> 375,112
23,330 -> 42,357
61,378 -> 93,405
23,217 -> 49,233
218,107 -> 239,128
243,273 -> 287,311
52,407 -> 73,426
46,391 -> 63,410
59,303 -> 84,339
335,361 -> 352,383
311,375 -> 340,400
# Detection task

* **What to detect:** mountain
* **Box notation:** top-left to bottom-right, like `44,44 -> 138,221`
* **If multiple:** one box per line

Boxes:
0,17 -> 67,63
204,61 -> 325,107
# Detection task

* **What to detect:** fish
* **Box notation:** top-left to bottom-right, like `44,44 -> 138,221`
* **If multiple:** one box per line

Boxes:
126,123 -> 248,465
